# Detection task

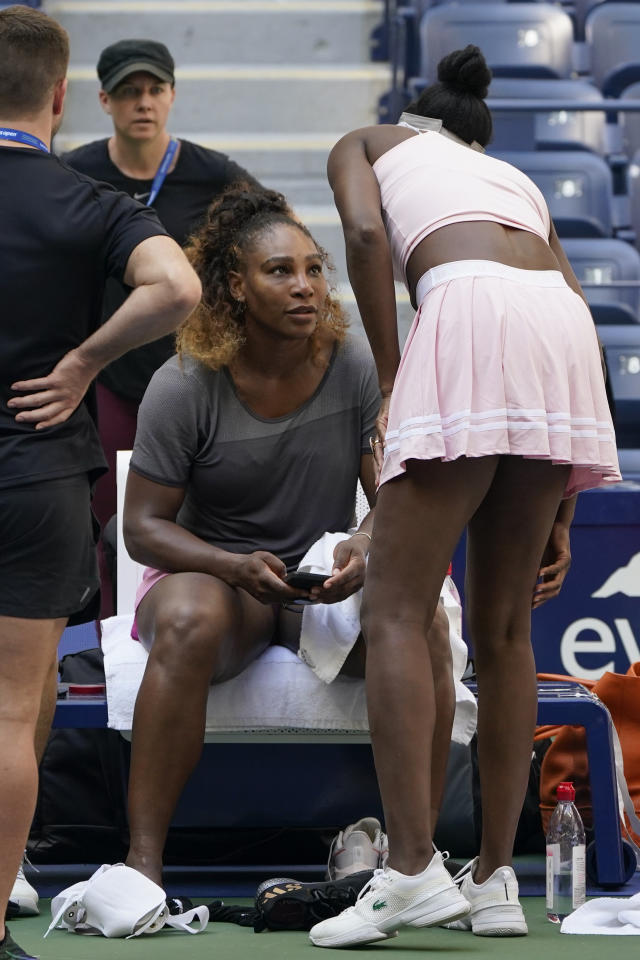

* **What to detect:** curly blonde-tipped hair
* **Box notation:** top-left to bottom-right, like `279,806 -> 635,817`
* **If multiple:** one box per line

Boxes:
177,183 -> 348,370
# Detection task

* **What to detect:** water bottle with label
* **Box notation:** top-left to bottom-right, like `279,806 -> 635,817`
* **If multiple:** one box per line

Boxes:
546,781 -> 586,923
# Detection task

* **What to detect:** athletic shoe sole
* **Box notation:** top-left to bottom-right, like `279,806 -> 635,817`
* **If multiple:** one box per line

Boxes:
309,885 -> 470,947
256,871 -> 374,932
444,903 -> 528,936
471,904 -> 528,937
311,923 -> 397,947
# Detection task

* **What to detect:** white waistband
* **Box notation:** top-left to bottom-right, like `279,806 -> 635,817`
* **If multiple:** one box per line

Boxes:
416,260 -> 566,304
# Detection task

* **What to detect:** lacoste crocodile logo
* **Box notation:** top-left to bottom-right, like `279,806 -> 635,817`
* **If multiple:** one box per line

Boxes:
372,900 -> 387,911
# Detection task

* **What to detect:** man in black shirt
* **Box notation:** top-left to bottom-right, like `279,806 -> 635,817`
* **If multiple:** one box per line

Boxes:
64,39 -> 260,554
0,10 -> 200,956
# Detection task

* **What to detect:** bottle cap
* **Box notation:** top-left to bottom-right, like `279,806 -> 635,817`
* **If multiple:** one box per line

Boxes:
557,781 -> 576,801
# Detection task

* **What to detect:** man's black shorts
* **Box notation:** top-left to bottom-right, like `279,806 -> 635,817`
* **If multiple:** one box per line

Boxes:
0,474 -> 100,621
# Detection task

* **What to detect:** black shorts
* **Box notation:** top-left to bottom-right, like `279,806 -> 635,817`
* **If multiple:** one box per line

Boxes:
0,475 -> 100,621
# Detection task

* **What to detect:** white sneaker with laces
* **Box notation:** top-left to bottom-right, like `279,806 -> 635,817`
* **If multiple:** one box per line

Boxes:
326,817 -> 388,880
309,851 -> 470,948
9,856 -> 39,917
444,857 -> 527,936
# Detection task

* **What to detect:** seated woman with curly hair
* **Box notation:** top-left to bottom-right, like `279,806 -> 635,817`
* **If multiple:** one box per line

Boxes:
120,184 -> 457,886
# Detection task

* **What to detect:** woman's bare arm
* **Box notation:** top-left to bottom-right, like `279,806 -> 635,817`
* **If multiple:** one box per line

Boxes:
312,453 -> 378,603
548,220 -> 589,307
123,470 -> 242,580
123,470 -> 308,604
10,236 -> 201,429
549,219 -> 606,379
328,130 -> 400,397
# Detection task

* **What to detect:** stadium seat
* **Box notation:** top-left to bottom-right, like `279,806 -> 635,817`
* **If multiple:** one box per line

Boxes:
562,238 -> 640,323
489,150 -> 614,236
628,148 -> 640,242
586,3 -> 640,95
489,77 -> 607,153
569,0 -> 640,40
597,324 -> 640,446
419,3 -> 574,81
617,447 -> 640,480
619,82 -> 640,159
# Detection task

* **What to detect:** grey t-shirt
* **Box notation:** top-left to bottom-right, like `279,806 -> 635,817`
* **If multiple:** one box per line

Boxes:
130,334 -> 380,570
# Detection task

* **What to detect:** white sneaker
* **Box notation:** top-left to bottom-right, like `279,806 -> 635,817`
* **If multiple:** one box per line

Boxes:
309,851 -> 470,948
444,858 -> 527,936
326,817 -> 388,880
9,856 -> 39,917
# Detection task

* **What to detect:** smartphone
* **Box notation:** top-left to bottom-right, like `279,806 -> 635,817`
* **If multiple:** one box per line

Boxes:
285,571 -> 329,590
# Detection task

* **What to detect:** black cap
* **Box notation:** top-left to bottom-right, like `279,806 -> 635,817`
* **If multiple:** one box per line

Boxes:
97,39 -> 175,93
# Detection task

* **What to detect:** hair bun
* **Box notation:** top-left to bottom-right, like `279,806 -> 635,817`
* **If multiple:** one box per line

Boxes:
437,45 -> 491,99
218,183 -> 289,223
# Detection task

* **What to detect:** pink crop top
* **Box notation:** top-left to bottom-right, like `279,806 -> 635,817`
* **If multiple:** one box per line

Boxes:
372,130 -> 551,287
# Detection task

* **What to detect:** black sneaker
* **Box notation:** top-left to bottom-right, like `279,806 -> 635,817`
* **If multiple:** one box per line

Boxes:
254,870 -> 374,931
0,927 -> 38,960
167,896 -> 193,916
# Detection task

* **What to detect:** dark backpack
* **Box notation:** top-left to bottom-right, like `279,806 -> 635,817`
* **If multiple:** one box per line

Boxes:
28,648 -> 129,864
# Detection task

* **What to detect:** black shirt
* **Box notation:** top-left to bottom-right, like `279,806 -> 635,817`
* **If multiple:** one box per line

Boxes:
63,138 -> 257,402
0,146 -> 166,489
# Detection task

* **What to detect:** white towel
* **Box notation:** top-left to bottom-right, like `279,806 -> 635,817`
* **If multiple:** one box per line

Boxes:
101,587 -> 476,743
101,616 -> 370,735
296,532 -> 362,683
297,532 -> 477,744
561,891 -> 640,934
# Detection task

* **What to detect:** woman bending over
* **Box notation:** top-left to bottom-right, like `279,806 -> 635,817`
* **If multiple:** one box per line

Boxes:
309,45 -> 619,948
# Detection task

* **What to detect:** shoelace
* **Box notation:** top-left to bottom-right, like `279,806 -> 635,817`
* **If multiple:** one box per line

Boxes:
326,831 -> 343,871
355,846 -> 454,900
304,881 -> 363,922
355,868 -> 391,902
355,846 -> 452,897
450,858 -> 476,887
206,900 -> 258,927
17,852 -> 38,882
310,882 -> 359,905
448,858 -> 516,893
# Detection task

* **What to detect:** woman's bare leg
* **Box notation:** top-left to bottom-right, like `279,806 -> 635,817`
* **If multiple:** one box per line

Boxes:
427,603 -> 455,827
340,602 -> 455,833
465,458 -> 569,882
361,457 -> 499,876
34,654 -> 59,763
0,616 -> 65,940
126,573 -> 276,884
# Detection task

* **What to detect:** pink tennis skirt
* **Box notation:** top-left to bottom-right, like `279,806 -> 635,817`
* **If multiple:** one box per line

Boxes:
379,260 -> 621,498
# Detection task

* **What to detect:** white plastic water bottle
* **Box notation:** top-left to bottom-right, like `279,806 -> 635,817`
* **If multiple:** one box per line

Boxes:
546,781 -> 586,923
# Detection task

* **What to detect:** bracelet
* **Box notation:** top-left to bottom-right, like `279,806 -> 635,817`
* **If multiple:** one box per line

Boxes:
352,531 -> 372,542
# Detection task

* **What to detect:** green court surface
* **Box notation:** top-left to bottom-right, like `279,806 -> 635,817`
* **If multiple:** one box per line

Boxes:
9,898 -> 640,960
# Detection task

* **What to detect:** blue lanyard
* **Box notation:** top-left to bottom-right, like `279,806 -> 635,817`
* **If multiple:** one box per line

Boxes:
147,137 -> 178,207
0,127 -> 49,153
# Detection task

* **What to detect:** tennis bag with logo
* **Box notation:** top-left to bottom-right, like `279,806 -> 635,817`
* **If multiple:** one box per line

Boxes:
46,863 -> 208,938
